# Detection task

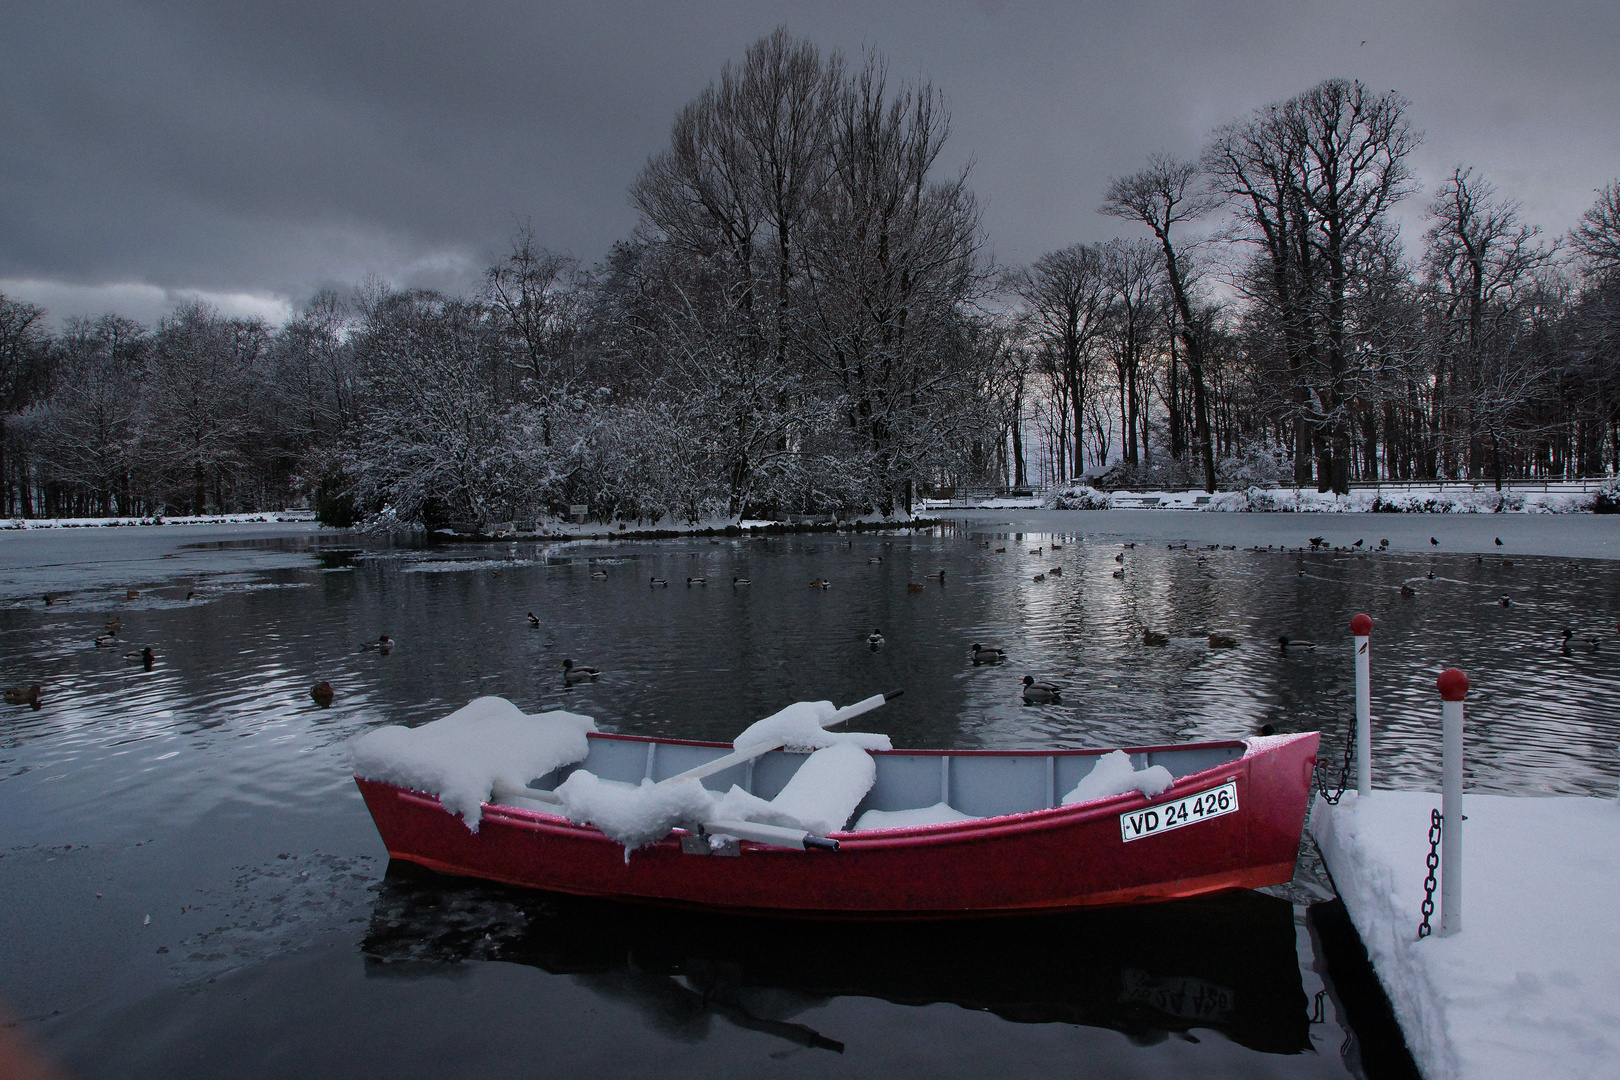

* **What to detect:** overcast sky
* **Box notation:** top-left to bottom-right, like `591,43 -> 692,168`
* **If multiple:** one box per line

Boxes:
3,0 -> 1617,328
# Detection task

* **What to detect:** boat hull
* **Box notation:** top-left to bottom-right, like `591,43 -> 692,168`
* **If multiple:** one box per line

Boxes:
356,732 -> 1319,918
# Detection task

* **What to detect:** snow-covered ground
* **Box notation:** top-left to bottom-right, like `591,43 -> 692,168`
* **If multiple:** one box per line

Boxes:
1312,790 -> 1620,1080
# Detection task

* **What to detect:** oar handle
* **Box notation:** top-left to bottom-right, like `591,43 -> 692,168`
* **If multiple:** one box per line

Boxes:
827,688 -> 903,726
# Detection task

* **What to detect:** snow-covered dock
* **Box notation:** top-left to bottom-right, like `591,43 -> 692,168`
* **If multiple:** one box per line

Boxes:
1312,790 -> 1620,1080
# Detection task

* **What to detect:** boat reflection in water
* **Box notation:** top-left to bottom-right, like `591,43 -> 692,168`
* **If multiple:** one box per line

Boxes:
361,861 -> 1311,1057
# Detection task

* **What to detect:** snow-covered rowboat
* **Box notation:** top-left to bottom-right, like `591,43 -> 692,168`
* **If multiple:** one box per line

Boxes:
355,721 -> 1320,918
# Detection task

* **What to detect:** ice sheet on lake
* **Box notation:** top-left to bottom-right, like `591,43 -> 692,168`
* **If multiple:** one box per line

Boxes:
1312,790 -> 1620,1080
350,696 -> 595,830
731,700 -> 891,752
1061,750 -> 1174,805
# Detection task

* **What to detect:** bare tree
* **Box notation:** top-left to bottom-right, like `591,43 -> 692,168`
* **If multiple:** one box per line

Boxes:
1100,155 -> 1220,491
1013,244 -> 1110,480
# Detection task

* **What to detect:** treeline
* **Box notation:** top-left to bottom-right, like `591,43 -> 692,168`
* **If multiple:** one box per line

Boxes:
2,32 -> 1617,524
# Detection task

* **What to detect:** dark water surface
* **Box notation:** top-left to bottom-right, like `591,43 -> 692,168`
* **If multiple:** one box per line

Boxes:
3,514 -> 1618,1078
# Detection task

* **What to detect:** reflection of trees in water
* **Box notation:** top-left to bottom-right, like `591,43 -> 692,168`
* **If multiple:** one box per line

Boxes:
360,861 -> 1310,1056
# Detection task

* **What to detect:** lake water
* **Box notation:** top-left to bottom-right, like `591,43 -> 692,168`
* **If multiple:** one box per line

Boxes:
3,512 -> 1617,1079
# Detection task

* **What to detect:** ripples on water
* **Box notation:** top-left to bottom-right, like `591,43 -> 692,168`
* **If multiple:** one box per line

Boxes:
3,521 -> 1616,1079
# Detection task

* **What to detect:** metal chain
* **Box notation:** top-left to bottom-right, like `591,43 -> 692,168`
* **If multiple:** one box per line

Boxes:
1417,808 -> 1442,939
1314,721 -> 1356,805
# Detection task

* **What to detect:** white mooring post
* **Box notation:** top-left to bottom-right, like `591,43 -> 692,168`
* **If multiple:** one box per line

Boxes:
1437,668 -> 1469,937
1352,614 -> 1373,796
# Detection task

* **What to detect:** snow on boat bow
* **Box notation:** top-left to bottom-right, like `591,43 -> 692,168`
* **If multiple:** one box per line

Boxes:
354,709 -> 1319,917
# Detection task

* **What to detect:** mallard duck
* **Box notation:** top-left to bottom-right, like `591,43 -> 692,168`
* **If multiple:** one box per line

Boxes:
1400,584 -> 1417,597
1498,595 -> 1512,607
124,646 -> 156,668
1122,542 -> 1135,549
561,659 -> 601,683
4,683 -> 42,708
935,569 -> 946,582
1563,628 -> 1600,653
867,629 -> 885,650
868,557 -> 883,564
1112,568 -> 1124,578
1114,553 -> 1124,562
970,643 -> 1005,664
732,576 -> 751,586
589,569 -> 608,579
650,576 -> 669,587
1021,676 -> 1061,703
310,680 -> 335,707
1208,634 -> 1237,649
908,582 -> 926,592
104,617 -> 122,636
1033,573 -> 1045,582
95,634 -> 118,647
1050,543 -> 1063,550
1142,630 -> 1169,647
1278,636 -> 1316,650
361,635 -> 394,654
126,589 -> 140,600
1028,547 -> 1042,555
687,577 -> 707,586
1426,571 -> 1435,579
809,578 -> 831,589
1049,566 -> 1062,576
527,612 -> 541,627
994,547 -> 1006,553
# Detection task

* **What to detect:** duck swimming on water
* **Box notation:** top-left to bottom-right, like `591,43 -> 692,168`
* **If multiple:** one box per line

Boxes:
1278,636 -> 1316,650
1021,676 -> 1061,703
4,683 -> 42,708
867,629 -> 885,650
561,659 -> 601,683
970,643 -> 1005,663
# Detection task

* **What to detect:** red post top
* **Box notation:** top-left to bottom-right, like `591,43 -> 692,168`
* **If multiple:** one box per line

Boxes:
1351,614 -> 1373,636
1437,668 -> 1469,701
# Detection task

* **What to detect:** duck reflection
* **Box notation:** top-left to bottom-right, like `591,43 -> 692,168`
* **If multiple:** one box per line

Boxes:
360,862 -> 1310,1056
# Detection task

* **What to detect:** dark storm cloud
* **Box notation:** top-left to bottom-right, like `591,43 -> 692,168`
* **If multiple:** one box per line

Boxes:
3,1 -> 1617,323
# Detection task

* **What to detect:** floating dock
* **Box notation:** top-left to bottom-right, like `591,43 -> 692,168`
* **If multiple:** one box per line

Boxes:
1311,790 -> 1620,1080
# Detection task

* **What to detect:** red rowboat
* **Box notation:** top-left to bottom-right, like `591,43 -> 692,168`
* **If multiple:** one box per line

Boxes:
356,729 -> 1319,918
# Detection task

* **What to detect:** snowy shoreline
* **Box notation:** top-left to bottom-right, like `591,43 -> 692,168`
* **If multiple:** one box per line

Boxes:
1043,483 -> 1616,514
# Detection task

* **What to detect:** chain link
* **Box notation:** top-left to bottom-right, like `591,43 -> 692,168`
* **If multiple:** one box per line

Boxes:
1314,721 -> 1356,805
1417,808 -> 1442,939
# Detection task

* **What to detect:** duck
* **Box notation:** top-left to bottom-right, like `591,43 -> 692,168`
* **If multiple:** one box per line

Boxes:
1495,537 -> 1504,546
1142,630 -> 1169,647
95,634 -> 118,647
185,591 -> 197,601
1430,537 -> 1440,546
124,646 -> 156,668
1400,584 -> 1417,597
1562,628 -> 1599,653
4,683 -> 42,708
867,629 -> 885,650
1021,676 -> 1061,703
650,576 -> 669,587
970,643 -> 1005,664
1308,536 -> 1326,550
561,659 -> 601,683
1050,543 -> 1063,550
1032,573 -> 1045,582
361,635 -> 394,654
43,593 -> 60,605
1426,571 -> 1435,579
126,589 -> 140,600
935,569 -> 946,583
809,578 -> 831,589
994,547 -> 1006,553
1112,568 -> 1125,578
1122,542 -> 1135,549
527,612 -> 541,628
1352,539 -> 1363,548
868,557 -> 883,564
310,680 -> 335,707
1278,636 -> 1316,650
589,569 -> 608,579
908,582 -> 927,592
1115,553 -> 1124,562
687,577 -> 707,587
104,617 -> 122,636
1379,538 -> 1390,549
1498,595 -> 1512,608
732,576 -> 751,586
1208,634 -> 1237,649
1049,566 -> 1062,576
1029,547 -> 1042,555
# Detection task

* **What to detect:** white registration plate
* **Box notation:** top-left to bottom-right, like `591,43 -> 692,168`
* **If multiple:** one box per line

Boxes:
1119,781 -> 1238,842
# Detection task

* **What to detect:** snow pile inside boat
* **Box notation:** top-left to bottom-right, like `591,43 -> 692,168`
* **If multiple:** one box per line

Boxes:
350,696 -> 595,830
552,743 -> 879,850
731,700 -> 892,752
1062,750 -> 1174,805
553,773 -> 716,852
854,802 -> 980,831
715,743 -> 876,837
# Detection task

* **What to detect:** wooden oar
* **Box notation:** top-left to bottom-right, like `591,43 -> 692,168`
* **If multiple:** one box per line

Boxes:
658,688 -> 903,788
